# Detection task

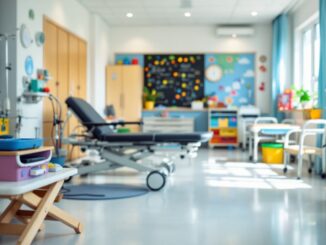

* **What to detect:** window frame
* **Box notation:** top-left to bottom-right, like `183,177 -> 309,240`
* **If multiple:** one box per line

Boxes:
294,13 -> 320,102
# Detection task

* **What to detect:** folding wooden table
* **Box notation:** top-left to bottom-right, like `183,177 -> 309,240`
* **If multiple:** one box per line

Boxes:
0,168 -> 83,245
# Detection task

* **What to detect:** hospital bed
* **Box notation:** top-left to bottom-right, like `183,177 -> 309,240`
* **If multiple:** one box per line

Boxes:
65,97 -> 212,191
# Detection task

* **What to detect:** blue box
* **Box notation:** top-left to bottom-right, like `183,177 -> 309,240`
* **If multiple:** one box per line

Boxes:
0,137 -> 43,151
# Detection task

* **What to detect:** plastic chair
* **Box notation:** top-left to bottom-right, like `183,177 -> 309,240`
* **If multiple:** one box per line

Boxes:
241,118 -> 256,151
283,119 -> 326,179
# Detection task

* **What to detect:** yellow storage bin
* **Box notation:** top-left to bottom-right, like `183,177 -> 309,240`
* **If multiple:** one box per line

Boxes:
218,118 -> 229,128
262,143 -> 283,164
0,118 -> 9,135
220,128 -> 237,137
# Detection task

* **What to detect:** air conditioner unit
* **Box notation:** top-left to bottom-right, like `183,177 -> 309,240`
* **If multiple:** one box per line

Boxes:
216,26 -> 255,37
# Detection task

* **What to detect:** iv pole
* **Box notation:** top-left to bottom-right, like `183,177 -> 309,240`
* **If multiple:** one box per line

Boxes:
0,33 -> 15,118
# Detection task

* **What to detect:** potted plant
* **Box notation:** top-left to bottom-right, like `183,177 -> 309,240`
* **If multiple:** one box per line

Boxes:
143,87 -> 160,110
295,88 -> 311,109
294,88 -> 322,119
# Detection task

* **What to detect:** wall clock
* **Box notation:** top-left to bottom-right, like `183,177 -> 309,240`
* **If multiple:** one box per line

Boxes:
20,24 -> 33,48
205,64 -> 223,82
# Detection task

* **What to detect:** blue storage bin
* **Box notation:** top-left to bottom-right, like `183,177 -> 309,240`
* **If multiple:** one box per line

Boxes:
229,117 -> 237,127
0,137 -> 43,151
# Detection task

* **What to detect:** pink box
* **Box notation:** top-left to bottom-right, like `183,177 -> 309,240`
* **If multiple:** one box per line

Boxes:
0,148 -> 52,181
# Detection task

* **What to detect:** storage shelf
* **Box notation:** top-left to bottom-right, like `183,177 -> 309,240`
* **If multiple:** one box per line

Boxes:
208,108 -> 239,148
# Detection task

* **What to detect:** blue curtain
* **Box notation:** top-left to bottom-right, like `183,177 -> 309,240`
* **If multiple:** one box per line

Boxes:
316,0 -> 326,174
319,0 -> 326,111
272,14 -> 289,121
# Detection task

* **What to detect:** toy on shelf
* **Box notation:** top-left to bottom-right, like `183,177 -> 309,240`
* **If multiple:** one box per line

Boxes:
22,68 -> 51,103
207,95 -> 219,108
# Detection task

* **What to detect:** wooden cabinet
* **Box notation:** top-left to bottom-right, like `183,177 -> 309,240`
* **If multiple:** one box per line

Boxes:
106,65 -> 143,131
43,18 -> 87,160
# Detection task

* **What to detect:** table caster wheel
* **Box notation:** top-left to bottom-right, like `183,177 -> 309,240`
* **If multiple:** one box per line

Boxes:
146,171 -> 166,191
283,167 -> 287,174
321,173 -> 326,179
161,162 -> 176,174
308,168 -> 312,174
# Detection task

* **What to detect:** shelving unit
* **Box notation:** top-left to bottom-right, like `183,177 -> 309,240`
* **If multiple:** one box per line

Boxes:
208,109 -> 238,148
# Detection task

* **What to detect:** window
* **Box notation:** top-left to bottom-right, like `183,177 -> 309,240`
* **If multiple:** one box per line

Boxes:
295,20 -> 320,106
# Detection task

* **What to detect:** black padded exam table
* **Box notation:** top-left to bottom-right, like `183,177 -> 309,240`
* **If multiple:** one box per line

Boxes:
65,97 -> 212,191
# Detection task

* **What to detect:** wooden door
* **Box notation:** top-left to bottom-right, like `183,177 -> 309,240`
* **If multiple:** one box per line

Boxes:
122,66 -> 143,131
106,65 -> 123,118
76,39 -> 87,158
57,29 -> 69,150
43,18 -> 88,161
43,20 -> 58,146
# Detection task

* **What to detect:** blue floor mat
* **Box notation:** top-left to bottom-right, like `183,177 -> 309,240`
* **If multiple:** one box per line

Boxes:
62,183 -> 149,200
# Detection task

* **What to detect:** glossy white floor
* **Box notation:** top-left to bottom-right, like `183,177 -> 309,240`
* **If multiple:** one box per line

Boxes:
1,148 -> 326,245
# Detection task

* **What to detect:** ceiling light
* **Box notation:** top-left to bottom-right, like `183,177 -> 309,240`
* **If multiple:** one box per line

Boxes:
126,12 -> 133,18
251,11 -> 258,17
232,34 -> 237,38
184,12 -> 191,17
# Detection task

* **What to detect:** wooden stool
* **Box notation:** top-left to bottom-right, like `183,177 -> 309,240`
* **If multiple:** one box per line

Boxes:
0,168 -> 83,245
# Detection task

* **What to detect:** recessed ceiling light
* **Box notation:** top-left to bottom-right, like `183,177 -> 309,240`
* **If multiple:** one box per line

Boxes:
232,34 -> 237,38
184,12 -> 191,17
251,11 -> 258,17
126,12 -> 133,18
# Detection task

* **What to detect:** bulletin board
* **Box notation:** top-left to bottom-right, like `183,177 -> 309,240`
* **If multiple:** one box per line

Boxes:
205,53 -> 256,107
144,54 -> 205,107
115,53 -> 256,108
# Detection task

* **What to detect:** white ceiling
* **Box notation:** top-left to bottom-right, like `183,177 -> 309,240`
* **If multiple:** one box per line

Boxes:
78,0 -> 298,26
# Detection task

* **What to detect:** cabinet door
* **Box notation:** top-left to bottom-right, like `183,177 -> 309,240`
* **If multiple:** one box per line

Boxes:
43,20 -> 58,146
106,65 -> 123,118
78,40 -> 87,99
77,39 -> 87,158
57,29 -> 69,144
122,66 -> 143,131
68,35 -> 80,160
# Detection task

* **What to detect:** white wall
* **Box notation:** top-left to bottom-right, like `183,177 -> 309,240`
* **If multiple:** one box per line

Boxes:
90,15 -> 111,116
109,24 -> 273,114
292,0 -> 319,29
11,0 -> 110,137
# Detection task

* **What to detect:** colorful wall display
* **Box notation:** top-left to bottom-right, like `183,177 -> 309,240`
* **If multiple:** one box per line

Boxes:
144,54 -> 205,107
114,53 -> 256,108
205,53 -> 255,107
